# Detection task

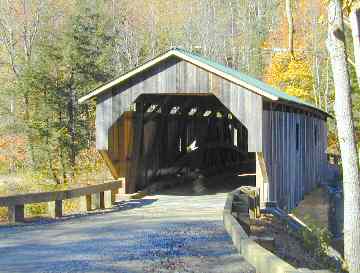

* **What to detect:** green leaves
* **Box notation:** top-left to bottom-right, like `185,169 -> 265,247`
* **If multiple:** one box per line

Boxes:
11,0 -> 116,182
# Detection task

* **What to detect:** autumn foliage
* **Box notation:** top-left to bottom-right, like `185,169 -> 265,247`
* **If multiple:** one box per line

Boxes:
265,53 -> 315,103
263,0 -> 326,105
0,135 -> 27,171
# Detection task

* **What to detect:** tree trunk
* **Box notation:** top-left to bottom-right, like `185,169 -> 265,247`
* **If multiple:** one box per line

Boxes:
326,1 -> 360,272
47,140 -> 60,185
58,110 -> 68,184
350,8 -> 360,87
24,93 -> 37,169
68,86 -> 77,180
324,59 -> 330,112
285,0 -> 294,56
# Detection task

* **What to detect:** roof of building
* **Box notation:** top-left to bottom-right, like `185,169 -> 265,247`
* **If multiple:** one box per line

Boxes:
79,48 -> 328,116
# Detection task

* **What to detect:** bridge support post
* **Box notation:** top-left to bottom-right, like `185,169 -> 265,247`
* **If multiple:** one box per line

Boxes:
8,205 -> 24,224
48,200 -> 63,218
256,153 -> 269,209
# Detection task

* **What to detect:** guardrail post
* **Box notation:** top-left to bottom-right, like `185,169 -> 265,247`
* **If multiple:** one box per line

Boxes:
85,195 -> 92,211
100,192 -> 105,209
8,205 -> 24,224
100,190 -> 112,209
80,195 -> 92,211
92,193 -> 101,209
239,186 -> 261,219
48,200 -> 63,218
111,188 -> 119,204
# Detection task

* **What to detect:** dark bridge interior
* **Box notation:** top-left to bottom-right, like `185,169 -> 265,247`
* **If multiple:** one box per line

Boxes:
130,94 -> 255,190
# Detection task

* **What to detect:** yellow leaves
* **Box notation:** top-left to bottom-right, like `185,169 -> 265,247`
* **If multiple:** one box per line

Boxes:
346,0 -> 360,15
265,52 -> 315,103
322,0 -> 360,21
319,15 -> 326,25
322,0 -> 360,15
263,0 -> 318,103
285,86 -> 313,101
285,59 -> 313,84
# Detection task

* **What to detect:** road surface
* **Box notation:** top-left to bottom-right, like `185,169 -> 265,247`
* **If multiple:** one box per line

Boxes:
0,180 -> 255,273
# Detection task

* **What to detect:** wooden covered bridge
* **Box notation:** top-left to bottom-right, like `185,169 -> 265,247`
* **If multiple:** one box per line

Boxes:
79,48 -> 329,210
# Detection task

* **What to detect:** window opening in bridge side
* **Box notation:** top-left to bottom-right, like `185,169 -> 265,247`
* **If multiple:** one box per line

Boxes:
203,110 -> 212,117
170,106 -> 180,115
234,128 -> 238,147
296,123 -> 300,152
188,108 -> 197,116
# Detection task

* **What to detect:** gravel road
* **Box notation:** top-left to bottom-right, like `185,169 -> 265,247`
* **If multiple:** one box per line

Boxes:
0,181 -> 255,273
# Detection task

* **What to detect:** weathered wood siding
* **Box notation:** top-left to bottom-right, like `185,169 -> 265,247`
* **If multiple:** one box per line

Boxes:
96,56 -> 263,153
95,55 -> 328,202
262,103 -> 328,210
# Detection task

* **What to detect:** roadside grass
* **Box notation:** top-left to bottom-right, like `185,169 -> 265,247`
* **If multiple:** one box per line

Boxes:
292,186 -> 329,229
292,185 -> 346,271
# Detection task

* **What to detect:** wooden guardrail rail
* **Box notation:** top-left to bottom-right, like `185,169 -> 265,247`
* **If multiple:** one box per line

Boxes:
0,179 -> 124,224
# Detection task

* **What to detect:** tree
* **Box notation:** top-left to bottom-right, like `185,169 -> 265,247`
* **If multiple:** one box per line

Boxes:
349,8 -> 360,86
326,0 -> 360,272
63,2 -> 114,178
265,52 -> 315,102
17,1 -> 114,183
285,0 -> 294,56
263,0 -> 330,107
0,0 -> 46,169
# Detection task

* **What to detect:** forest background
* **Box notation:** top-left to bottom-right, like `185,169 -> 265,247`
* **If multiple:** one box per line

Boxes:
0,0 -> 358,187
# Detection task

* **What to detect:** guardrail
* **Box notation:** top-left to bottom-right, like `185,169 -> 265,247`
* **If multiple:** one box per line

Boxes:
0,179 -> 124,224
223,187 -> 331,273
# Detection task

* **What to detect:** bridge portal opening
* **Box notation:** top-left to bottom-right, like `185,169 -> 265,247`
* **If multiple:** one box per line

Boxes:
107,94 -> 255,193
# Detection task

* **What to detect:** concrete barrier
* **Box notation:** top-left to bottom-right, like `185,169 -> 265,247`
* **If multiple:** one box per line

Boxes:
223,188 -> 331,273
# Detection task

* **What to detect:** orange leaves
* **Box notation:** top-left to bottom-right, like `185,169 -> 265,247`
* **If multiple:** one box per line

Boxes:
0,134 -> 27,163
264,0 -> 326,51
263,0 -> 327,104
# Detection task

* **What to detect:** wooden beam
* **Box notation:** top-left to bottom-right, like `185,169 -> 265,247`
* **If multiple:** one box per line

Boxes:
79,51 -> 177,103
0,180 -> 123,207
78,49 -> 280,104
99,150 -> 120,178
267,99 -> 330,120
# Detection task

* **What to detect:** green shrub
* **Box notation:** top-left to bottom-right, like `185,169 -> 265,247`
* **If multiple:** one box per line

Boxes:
26,203 -> 48,217
0,207 -> 7,220
299,224 -> 331,257
63,198 -> 80,214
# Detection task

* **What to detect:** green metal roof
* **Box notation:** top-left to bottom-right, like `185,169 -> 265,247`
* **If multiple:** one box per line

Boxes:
173,47 -> 327,115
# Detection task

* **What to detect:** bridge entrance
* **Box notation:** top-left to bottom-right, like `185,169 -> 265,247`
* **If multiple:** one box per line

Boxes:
104,94 -> 255,193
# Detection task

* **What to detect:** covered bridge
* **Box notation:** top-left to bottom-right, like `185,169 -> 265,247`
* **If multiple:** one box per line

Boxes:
79,48 -> 329,210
